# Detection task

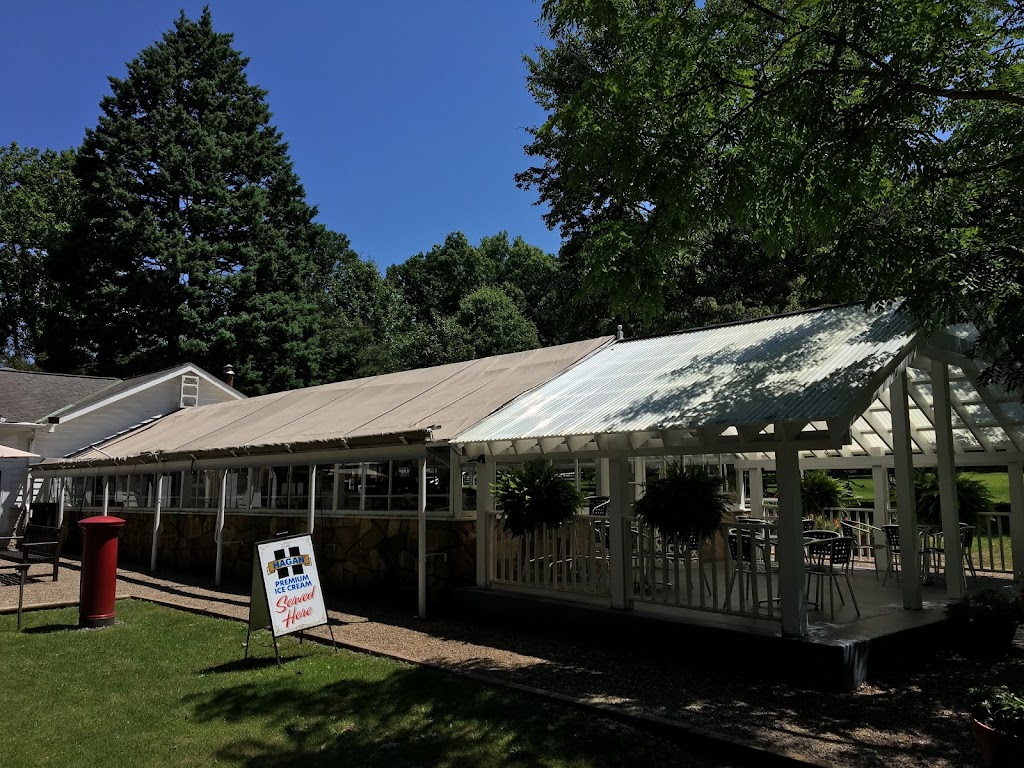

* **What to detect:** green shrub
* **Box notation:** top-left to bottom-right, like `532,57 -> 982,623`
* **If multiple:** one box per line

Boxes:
910,470 -> 993,527
492,459 -> 585,538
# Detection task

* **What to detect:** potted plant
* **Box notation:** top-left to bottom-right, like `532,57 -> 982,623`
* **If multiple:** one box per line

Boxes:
970,685 -> 1024,768
491,459 -> 585,538
633,462 -> 728,542
800,469 -> 848,520
945,588 -> 1024,657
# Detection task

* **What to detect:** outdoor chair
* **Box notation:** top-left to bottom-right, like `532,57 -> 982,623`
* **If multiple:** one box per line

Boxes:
881,524 -> 937,585
839,519 -> 886,579
664,530 -> 712,596
958,524 -> 980,587
806,537 -> 860,620
724,529 -> 779,609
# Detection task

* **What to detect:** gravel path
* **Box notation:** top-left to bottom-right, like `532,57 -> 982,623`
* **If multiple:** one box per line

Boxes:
2,557 -> 1009,768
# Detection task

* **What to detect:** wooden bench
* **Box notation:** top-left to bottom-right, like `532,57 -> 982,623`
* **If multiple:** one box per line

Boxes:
0,524 -> 67,581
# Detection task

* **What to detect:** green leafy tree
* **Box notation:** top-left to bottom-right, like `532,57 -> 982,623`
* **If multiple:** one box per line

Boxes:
455,286 -> 541,358
0,143 -> 78,366
522,0 -> 1024,389
43,9 -> 327,393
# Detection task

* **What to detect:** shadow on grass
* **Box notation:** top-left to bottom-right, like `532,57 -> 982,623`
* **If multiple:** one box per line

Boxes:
183,663 -> 724,768
199,657 -> 289,675
22,623 -> 80,635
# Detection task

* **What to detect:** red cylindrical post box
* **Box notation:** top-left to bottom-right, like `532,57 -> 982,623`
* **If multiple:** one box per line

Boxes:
79,516 -> 126,628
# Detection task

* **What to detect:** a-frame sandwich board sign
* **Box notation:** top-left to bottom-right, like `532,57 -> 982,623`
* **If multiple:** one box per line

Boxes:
246,533 -> 336,664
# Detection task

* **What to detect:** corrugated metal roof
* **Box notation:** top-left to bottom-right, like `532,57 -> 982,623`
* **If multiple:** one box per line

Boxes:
454,304 -> 915,447
50,337 -> 613,468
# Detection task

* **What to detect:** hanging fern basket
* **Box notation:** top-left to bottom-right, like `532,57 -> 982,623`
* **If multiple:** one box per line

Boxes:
492,458 -> 586,538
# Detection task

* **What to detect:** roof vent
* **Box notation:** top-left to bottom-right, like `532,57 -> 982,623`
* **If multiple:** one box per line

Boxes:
223,364 -> 235,389
180,375 -> 200,408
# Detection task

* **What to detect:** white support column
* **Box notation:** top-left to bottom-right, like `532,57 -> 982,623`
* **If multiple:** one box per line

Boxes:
102,476 -> 110,516
24,469 -> 33,522
736,467 -> 746,510
749,467 -> 764,517
776,444 -> 808,637
607,457 -> 633,610
932,360 -> 963,598
307,464 -> 317,535
597,458 -> 610,497
871,465 -> 890,567
475,458 -> 496,588
1009,463 -> 1024,582
891,371 -> 922,609
633,457 -> 646,501
331,464 -> 340,514
417,457 -> 428,619
151,474 -> 163,572
56,477 -> 66,528
214,469 -> 227,586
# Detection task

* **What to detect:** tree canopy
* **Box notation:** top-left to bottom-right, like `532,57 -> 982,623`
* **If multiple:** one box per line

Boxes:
521,0 -> 1024,389
42,9 -> 326,394
0,143 -> 78,367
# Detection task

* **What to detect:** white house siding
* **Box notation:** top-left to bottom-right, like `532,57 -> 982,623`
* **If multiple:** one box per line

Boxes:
0,372 -> 241,532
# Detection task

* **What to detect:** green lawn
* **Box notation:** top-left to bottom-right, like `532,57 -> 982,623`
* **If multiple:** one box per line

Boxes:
0,601 -> 730,768
846,470 -> 1011,505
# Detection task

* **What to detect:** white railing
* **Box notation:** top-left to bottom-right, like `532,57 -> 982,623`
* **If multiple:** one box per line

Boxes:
488,512 -> 783,621
628,518 -> 781,621
969,512 -> 1013,573
489,513 -> 611,596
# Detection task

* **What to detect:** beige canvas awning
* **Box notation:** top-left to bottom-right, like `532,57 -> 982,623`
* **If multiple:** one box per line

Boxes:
37,337 -> 613,472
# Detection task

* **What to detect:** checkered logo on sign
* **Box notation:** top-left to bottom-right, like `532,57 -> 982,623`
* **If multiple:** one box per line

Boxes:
265,546 -> 311,578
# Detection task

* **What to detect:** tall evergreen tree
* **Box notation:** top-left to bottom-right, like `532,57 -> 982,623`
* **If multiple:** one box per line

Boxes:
44,9 -> 325,394
0,143 -> 78,367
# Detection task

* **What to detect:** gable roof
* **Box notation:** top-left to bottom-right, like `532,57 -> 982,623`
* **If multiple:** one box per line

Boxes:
46,337 -> 614,469
0,370 -> 119,423
0,364 -> 243,425
454,304 -> 918,457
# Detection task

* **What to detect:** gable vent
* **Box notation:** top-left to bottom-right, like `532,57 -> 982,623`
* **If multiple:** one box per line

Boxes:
180,375 -> 200,408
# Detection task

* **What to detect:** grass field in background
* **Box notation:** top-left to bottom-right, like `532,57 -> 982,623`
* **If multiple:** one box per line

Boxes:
845,470 -> 1011,505
0,601 -> 729,768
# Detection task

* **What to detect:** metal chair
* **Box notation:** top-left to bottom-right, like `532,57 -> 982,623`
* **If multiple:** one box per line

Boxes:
725,529 -> 779,608
934,524 -> 980,588
806,537 -> 860,619
882,524 -> 902,585
840,519 -> 886,579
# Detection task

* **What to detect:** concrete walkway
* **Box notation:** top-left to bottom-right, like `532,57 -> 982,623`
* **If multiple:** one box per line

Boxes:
0,557 -> 990,768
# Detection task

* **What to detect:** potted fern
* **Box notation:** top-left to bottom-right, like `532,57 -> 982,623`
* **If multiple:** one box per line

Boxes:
492,459 -> 585,538
634,462 -> 728,542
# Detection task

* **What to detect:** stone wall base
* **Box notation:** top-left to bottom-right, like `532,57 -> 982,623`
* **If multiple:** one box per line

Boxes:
62,510 -> 477,604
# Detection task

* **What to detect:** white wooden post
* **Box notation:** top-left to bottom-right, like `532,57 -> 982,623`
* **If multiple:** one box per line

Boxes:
597,458 -> 610,497
1009,462 -> 1024,582
749,467 -> 764,517
214,469 -> 227,586
607,458 -> 633,610
24,469 -> 33,522
332,464 -> 340,513
776,444 -> 808,637
736,467 -> 746,510
931,360 -> 963,598
151,474 -> 163,572
475,458 -> 496,588
633,457 -> 646,500
102,476 -> 110,516
891,371 -> 922,608
56,477 -> 65,528
871,464 -> 890,568
417,457 -> 428,618
307,464 -> 316,535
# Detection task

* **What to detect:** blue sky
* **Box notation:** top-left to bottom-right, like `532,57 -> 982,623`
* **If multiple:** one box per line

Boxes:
3,1 -> 558,268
